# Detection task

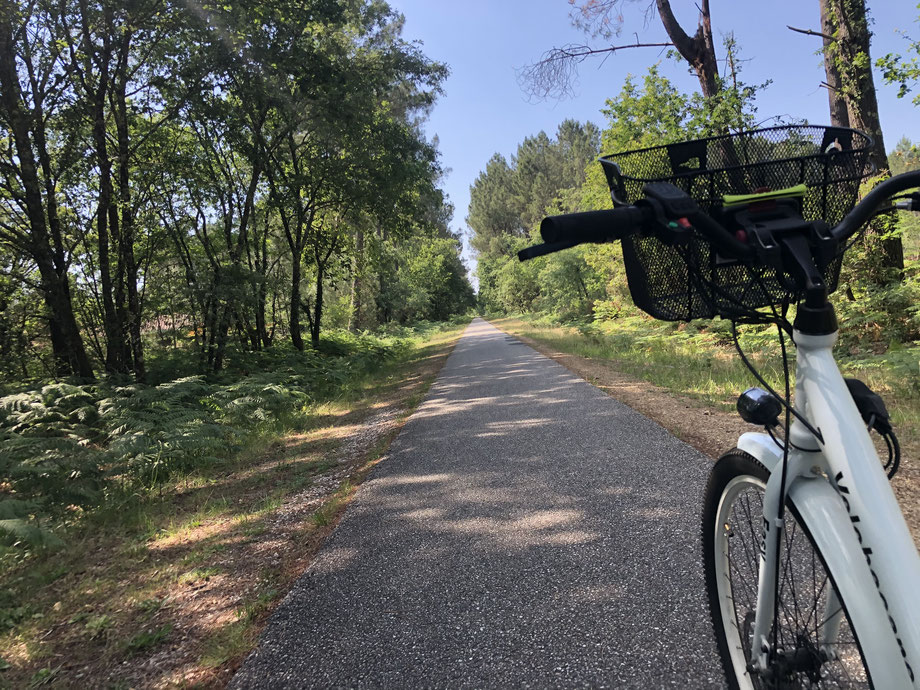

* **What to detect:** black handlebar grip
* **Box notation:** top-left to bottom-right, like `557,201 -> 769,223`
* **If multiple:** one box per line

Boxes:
540,207 -> 647,245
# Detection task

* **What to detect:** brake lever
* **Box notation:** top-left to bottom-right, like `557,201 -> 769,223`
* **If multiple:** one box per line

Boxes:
893,192 -> 920,212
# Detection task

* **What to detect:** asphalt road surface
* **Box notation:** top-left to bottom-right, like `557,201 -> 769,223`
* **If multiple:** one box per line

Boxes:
232,318 -> 724,688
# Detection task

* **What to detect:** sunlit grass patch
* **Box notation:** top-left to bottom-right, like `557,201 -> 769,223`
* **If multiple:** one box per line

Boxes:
123,623 -> 172,656
177,567 -> 224,585
197,619 -> 255,669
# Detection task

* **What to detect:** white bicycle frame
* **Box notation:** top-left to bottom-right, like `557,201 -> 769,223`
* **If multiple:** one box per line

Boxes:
736,328 -> 920,688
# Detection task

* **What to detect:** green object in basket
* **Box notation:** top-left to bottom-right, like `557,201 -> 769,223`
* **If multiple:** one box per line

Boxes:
722,183 -> 808,207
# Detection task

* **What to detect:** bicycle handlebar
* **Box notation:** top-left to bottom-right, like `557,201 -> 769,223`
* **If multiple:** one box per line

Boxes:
517,206 -> 650,262
688,211 -> 756,261
832,169 -> 920,242
520,169 -> 920,264
522,200 -> 756,263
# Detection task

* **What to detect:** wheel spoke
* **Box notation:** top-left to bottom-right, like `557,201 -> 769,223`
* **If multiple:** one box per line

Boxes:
705,456 -> 870,688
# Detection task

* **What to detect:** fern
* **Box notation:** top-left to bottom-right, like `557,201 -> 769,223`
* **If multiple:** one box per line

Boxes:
0,500 -> 61,548
0,519 -> 62,548
0,328 -> 414,546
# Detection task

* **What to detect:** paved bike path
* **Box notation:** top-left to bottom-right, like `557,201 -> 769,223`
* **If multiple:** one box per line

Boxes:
232,318 -> 723,688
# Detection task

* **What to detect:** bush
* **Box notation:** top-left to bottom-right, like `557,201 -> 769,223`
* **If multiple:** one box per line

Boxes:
834,269 -> 920,353
0,324 -> 435,547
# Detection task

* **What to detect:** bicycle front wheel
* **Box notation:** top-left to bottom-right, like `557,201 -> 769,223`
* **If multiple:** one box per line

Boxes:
702,450 -> 871,689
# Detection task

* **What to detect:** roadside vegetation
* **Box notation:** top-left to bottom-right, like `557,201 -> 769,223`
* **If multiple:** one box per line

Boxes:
0,318 -> 468,687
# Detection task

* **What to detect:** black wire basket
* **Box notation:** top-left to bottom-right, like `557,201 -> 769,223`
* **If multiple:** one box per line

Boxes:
599,125 -> 873,322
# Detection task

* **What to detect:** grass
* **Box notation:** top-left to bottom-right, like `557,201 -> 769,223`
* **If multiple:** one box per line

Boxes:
198,620 -> 256,670
124,624 -> 173,655
0,318 -> 469,688
492,314 -> 771,409
311,480 -> 353,527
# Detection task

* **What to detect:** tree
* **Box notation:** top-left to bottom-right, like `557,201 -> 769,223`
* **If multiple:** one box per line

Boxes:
375,236 -> 473,322
20,0 -> 204,382
0,2 -> 94,378
521,1 -> 721,103
467,154 -> 522,256
259,4 -> 446,348
0,0 -> 467,387
889,137 -> 920,176
792,0 -> 903,275
821,0 -> 850,127
468,119 -> 600,293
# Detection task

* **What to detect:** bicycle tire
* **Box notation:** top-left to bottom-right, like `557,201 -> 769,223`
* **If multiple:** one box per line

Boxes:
702,450 -> 872,689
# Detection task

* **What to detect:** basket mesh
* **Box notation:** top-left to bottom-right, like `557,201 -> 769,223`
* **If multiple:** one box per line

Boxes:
600,125 -> 872,321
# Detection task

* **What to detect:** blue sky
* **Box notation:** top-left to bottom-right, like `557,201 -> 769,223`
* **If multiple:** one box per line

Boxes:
386,1 -> 919,272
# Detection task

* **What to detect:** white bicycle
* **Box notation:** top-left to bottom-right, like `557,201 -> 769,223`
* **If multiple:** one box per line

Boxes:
519,125 -> 920,688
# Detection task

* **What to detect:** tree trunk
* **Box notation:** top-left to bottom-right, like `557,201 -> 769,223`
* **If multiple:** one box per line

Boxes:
0,16 -> 93,378
213,302 -> 232,371
93,110 -> 127,374
113,33 -> 146,381
290,255 -> 304,350
656,0 -> 719,99
820,0 -> 850,128
256,269 -> 270,349
246,197 -> 271,350
311,262 -> 324,348
36,259 -> 94,378
77,0 -> 130,374
348,228 -> 364,332
826,0 -> 903,274
204,285 -> 220,370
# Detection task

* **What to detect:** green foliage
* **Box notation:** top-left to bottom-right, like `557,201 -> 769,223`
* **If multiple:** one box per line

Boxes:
877,7 -> 920,105
601,65 -> 697,152
470,121 -> 601,312
0,384 -> 105,531
468,119 -> 599,257
535,247 -> 601,320
495,247 -> 541,313
0,325 -> 443,547
375,237 -> 475,323
890,137 -> 920,176
100,377 -> 233,484
84,614 -> 113,640
601,55 -> 764,154
835,261 -> 920,351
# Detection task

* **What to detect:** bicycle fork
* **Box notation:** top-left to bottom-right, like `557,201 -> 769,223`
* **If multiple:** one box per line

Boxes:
747,421 -> 844,676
